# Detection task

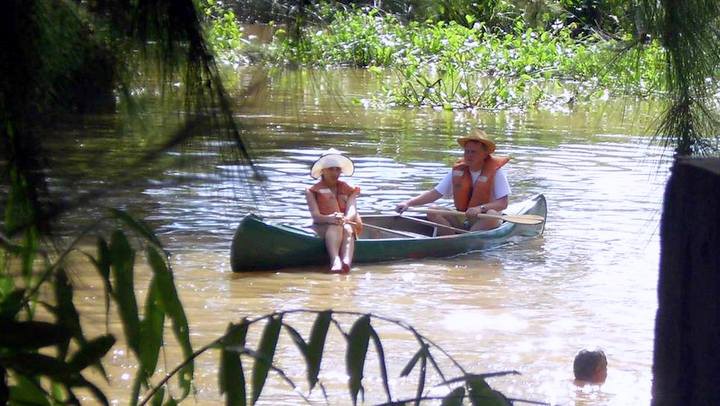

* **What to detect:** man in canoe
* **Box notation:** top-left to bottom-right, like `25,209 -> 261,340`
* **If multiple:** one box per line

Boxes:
306,149 -> 362,272
395,128 -> 510,234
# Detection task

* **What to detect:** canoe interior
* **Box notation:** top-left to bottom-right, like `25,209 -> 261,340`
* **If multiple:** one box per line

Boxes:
359,215 -> 436,239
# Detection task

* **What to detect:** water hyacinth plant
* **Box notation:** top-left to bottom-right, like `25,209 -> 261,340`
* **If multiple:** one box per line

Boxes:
267,6 -> 666,110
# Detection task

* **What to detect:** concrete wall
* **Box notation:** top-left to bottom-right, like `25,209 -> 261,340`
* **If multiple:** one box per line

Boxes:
653,158 -> 720,405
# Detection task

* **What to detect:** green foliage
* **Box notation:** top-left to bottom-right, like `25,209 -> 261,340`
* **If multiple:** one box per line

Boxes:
638,0 -> 720,155
201,310 -> 532,405
201,0 -> 251,64
267,6 -> 666,110
0,209 -> 194,405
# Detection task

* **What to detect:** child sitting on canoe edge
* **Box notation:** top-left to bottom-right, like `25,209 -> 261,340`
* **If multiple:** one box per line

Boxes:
573,349 -> 608,386
305,149 -> 362,273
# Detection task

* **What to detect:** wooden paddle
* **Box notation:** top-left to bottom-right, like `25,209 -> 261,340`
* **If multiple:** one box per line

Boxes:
349,221 -> 424,238
397,214 -> 470,234
409,207 -> 545,225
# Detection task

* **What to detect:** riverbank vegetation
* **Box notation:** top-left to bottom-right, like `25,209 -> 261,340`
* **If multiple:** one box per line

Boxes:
206,1 -> 666,111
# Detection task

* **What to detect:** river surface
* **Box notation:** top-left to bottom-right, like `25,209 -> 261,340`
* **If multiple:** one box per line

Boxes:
64,68 -> 671,405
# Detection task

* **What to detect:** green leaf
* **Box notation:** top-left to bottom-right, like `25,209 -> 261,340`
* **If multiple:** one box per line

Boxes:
415,351 -> 427,406
367,325 -> 391,403
0,366 -> 7,405
7,374 -> 50,406
306,310 -> 332,391
224,319 -> 249,347
283,324 -> 308,359
150,387 -> 165,406
83,238 -> 113,333
251,314 -> 282,404
0,320 -> 71,348
95,237 -> 113,328
109,209 -> 164,249
220,321 -> 247,406
54,268 -> 83,358
69,335 -> 116,372
467,376 -> 510,406
147,246 -> 193,398
0,288 -> 25,319
400,347 -> 423,377
1,353 -> 74,379
110,230 -> 140,353
220,347 -> 246,406
139,278 -> 165,377
345,315 -> 371,405
441,387 -> 465,406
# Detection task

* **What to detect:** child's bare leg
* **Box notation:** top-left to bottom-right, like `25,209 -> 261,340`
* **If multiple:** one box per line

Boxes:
324,225 -> 344,271
339,224 -> 355,272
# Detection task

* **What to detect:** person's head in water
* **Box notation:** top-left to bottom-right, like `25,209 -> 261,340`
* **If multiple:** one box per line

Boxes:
573,349 -> 607,384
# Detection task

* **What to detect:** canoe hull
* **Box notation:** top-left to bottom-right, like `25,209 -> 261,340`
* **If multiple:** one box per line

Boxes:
231,194 -> 547,271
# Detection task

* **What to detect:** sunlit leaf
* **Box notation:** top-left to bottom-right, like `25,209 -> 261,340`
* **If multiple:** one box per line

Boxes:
69,335 -> 115,372
8,374 -> 50,406
0,320 -> 71,348
346,314 -> 371,405
220,321 -> 247,406
441,386 -> 465,406
110,230 -> 140,352
150,387 -> 165,406
307,310 -> 332,391
368,325 -> 391,403
139,278 -> 164,377
147,246 -> 193,398
251,315 -> 282,404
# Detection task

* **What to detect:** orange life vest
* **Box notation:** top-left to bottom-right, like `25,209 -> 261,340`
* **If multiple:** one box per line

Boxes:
452,155 -> 509,212
309,180 -> 363,234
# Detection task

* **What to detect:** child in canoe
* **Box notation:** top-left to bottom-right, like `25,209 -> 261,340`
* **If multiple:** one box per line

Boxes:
305,149 -> 362,273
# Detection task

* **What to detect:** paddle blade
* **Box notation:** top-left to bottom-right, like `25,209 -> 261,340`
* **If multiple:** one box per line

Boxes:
498,214 -> 545,225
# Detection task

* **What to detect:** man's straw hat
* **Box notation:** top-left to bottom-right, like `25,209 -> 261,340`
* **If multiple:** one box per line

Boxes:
457,129 -> 496,154
310,148 -> 355,179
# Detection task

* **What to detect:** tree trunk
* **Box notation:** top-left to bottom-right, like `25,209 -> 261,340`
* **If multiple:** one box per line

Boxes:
653,158 -> 720,405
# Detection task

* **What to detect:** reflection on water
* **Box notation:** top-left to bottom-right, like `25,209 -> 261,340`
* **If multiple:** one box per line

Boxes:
65,68 -> 669,405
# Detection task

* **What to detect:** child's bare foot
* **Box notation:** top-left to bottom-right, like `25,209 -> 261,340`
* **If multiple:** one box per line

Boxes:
330,258 -> 343,272
341,262 -> 351,273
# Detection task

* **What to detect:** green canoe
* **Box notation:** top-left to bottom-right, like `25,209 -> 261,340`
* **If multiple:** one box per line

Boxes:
230,194 -> 547,271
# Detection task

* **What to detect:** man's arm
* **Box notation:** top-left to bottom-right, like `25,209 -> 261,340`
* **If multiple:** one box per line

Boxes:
395,189 -> 443,213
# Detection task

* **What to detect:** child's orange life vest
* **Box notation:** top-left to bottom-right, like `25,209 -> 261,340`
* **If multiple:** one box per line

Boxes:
309,180 -> 363,233
452,155 -> 509,212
